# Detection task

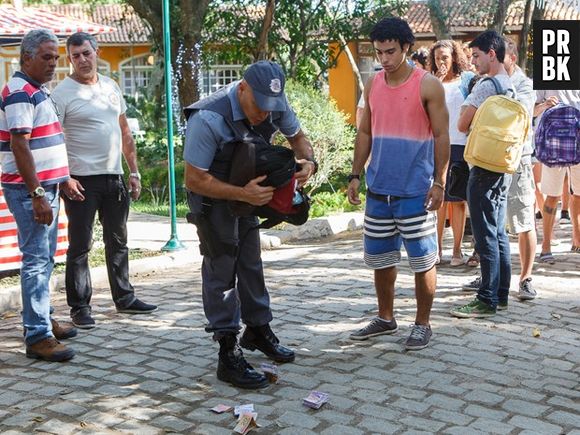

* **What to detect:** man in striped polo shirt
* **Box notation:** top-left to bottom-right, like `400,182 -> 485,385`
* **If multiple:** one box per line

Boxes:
0,29 -> 78,362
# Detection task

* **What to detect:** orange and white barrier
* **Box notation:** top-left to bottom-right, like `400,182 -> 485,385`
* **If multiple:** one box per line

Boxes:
0,188 -> 68,272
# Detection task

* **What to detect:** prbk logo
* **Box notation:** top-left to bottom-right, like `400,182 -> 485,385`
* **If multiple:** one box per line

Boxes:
533,20 -> 580,90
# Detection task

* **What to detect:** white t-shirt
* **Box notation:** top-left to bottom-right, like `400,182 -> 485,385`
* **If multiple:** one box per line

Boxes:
443,79 -> 467,146
52,74 -> 127,175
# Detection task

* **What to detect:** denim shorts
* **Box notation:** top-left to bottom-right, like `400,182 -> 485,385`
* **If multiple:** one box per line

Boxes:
363,192 -> 438,272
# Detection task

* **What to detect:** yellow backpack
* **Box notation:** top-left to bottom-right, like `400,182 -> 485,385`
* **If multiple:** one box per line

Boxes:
463,77 -> 530,174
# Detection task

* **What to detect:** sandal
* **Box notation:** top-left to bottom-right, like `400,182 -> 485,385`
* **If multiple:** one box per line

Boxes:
450,255 -> 465,267
539,252 -> 556,264
466,252 -> 479,267
571,246 -> 580,253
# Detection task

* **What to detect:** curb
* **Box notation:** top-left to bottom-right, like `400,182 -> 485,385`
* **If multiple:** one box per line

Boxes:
0,212 -> 364,314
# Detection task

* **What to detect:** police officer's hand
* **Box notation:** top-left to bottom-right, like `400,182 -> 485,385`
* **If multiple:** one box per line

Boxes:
32,197 -> 54,225
60,178 -> 85,201
425,185 -> 444,211
242,175 -> 275,206
295,159 -> 316,188
347,178 -> 361,205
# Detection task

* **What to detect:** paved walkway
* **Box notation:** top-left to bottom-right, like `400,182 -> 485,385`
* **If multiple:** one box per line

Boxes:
0,219 -> 579,434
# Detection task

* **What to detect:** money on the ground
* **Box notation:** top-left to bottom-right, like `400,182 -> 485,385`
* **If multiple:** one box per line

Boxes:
234,404 -> 254,417
233,412 -> 258,434
303,391 -> 329,409
260,362 -> 279,383
210,404 -> 232,413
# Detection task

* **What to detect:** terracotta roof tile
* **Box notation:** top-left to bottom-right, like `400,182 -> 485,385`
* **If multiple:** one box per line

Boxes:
404,0 -> 580,36
38,4 -> 150,44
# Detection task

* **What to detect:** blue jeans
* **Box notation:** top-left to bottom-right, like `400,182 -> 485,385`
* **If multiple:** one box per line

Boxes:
3,185 -> 59,345
467,167 -> 512,309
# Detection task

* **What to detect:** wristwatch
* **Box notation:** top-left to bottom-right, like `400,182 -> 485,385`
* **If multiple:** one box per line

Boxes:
347,174 -> 360,183
30,186 -> 45,198
129,172 -> 141,180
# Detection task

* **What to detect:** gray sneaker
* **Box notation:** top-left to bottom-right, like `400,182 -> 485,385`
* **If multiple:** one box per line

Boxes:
517,278 -> 536,301
350,317 -> 398,341
405,324 -> 432,350
462,276 -> 481,292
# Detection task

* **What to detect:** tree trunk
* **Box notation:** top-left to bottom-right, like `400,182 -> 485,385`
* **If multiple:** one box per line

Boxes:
518,0 -> 534,71
490,0 -> 512,34
124,0 -> 211,111
255,0 -> 276,61
427,0 -> 451,40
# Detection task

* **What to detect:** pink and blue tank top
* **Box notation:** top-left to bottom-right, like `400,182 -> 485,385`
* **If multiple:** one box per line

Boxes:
367,67 -> 434,197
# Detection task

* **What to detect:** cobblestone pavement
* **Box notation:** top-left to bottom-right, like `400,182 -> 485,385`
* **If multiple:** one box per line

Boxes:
0,220 -> 579,434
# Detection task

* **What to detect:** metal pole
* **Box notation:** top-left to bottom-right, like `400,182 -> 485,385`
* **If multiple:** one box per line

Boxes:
161,0 -> 185,251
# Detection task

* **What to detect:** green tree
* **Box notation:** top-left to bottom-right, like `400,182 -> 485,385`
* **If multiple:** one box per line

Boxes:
204,0 -> 408,86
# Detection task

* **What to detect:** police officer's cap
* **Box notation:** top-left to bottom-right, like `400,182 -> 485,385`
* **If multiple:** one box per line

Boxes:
243,61 -> 286,112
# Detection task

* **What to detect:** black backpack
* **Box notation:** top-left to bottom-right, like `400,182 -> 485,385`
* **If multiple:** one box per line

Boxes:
228,140 -> 310,229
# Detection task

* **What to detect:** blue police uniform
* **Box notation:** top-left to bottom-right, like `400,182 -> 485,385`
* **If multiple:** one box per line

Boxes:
183,81 -> 301,338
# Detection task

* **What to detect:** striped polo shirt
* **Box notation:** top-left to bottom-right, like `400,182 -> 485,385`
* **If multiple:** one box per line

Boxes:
367,67 -> 434,197
0,71 -> 69,187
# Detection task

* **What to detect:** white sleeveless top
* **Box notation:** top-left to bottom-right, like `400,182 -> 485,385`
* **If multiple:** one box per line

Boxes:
443,79 -> 468,146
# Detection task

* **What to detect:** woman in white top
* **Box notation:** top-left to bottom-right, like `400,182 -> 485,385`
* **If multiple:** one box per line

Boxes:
429,40 -> 474,266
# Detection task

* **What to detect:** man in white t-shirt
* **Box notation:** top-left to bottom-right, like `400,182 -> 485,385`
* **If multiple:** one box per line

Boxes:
52,32 -> 157,329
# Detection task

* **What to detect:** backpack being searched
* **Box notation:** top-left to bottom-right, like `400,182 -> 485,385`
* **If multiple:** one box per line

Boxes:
228,140 -> 310,229
534,104 -> 580,167
463,77 -> 530,174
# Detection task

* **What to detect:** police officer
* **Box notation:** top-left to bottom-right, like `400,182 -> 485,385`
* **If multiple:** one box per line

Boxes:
183,61 -> 316,389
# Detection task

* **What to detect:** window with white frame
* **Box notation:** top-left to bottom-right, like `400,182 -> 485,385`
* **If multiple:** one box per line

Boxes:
199,65 -> 242,98
119,54 -> 154,96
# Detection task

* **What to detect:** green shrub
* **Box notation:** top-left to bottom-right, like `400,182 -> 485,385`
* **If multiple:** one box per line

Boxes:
273,80 -> 355,195
309,191 -> 365,218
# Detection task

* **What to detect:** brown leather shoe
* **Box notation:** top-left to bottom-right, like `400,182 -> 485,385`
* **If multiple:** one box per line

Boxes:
26,337 -> 75,362
51,318 -> 78,340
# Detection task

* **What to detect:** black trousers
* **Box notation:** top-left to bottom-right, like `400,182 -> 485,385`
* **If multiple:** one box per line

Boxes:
63,174 -> 136,315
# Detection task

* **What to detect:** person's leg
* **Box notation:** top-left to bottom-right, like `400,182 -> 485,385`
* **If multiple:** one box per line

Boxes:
570,165 -> 580,248
99,175 -> 136,309
350,194 -> 401,340
506,162 -> 536,283
3,186 -> 57,344
540,165 -> 566,257
436,201 -> 447,261
375,266 -> 397,320
561,174 -> 570,219
63,175 -> 100,317
415,267 -> 436,325
237,215 -> 273,327
450,201 -> 467,259
496,178 -> 512,307
533,162 -> 544,216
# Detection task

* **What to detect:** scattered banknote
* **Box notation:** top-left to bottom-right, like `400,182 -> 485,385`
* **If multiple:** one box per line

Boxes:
260,362 -> 279,383
233,412 -> 258,434
302,391 -> 329,409
234,404 -> 255,417
210,404 -> 232,414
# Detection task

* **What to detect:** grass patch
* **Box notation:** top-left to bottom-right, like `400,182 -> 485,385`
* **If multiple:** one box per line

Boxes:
0,247 -> 162,289
131,202 -> 189,218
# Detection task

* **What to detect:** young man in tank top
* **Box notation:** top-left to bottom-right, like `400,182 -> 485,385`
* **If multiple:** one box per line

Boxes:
347,17 -> 450,350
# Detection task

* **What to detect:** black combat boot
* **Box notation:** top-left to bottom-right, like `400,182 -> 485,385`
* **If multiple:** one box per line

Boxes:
239,324 -> 295,363
217,334 -> 269,389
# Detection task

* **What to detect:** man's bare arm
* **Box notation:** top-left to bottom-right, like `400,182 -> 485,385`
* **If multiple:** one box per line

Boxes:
286,129 -> 315,186
11,133 -> 53,224
423,75 -> 450,186
457,105 -> 477,133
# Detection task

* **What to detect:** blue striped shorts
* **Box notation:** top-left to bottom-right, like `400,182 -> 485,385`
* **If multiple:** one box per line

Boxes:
363,192 -> 438,272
